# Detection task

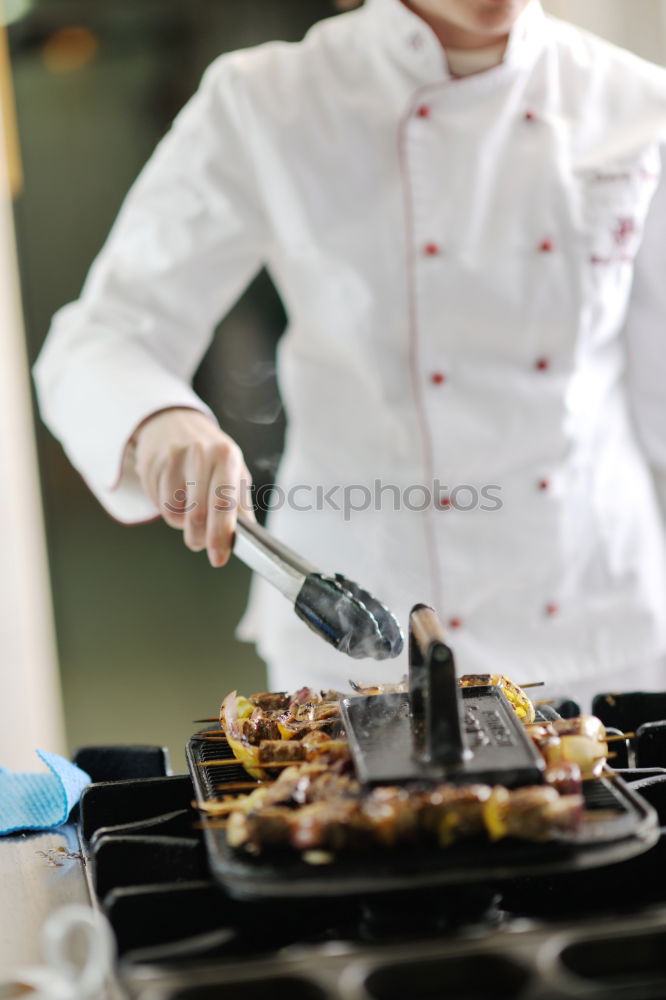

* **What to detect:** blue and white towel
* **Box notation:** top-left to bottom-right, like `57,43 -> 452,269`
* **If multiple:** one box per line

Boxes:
0,749 -> 91,835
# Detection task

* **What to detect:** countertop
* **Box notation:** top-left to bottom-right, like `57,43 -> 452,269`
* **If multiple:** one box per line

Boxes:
0,823 -> 124,997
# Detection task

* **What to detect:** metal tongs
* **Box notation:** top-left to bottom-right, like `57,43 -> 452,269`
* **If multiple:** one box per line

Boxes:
233,512 -> 403,660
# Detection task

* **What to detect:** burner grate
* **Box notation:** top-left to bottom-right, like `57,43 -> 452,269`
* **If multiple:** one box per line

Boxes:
71,703 -> 666,1000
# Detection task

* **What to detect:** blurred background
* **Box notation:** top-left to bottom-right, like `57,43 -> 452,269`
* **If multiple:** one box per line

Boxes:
3,0 -> 666,771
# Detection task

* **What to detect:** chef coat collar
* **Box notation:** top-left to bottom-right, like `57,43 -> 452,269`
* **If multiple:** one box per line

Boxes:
364,0 -> 548,86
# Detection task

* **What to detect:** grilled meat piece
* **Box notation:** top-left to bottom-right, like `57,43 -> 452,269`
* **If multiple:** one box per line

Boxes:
246,709 -> 281,743
421,784 -> 491,847
289,800 -> 365,851
258,740 -> 307,764
291,700 -> 341,723
545,761 -> 583,796
300,729 -> 331,748
265,728 -> 350,762
227,806 -> 293,849
292,769 -> 360,806
277,713 -> 342,741
360,786 -> 421,846
249,691 -> 290,712
289,687 -> 319,709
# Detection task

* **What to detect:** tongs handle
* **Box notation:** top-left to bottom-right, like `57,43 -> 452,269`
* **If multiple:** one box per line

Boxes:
233,511 -> 318,602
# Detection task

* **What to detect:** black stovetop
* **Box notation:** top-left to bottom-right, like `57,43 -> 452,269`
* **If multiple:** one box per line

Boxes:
76,692 -> 666,1000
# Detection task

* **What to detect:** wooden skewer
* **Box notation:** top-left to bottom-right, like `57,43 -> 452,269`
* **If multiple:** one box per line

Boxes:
518,682 -> 545,689
192,799 -> 232,811
196,803 -> 238,816
605,733 -> 635,742
194,820 -> 230,829
192,795 -> 250,810
195,729 -> 226,737
215,782 -> 260,791
192,717 -> 220,723
534,700 -> 556,706
255,759 -> 304,768
197,759 -> 242,767
197,758 -> 297,769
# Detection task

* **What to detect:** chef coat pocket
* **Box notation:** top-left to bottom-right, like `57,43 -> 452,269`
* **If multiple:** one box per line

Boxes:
577,147 -> 661,268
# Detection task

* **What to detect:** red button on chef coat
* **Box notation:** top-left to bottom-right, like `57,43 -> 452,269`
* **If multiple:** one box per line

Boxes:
431,372 -> 446,385
545,602 -> 559,616
538,478 -> 550,491
416,104 -> 431,118
538,238 -> 554,252
524,109 -> 536,121
448,617 -> 462,629
424,242 -> 440,256
535,357 -> 550,372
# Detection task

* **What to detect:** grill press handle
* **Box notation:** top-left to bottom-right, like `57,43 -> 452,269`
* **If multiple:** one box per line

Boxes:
409,604 -> 466,766
410,604 -> 448,661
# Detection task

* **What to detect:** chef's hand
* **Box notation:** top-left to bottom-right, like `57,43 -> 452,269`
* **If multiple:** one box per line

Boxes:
132,408 -> 254,567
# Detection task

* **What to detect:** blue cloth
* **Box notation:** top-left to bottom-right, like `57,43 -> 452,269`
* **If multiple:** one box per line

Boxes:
0,749 -> 91,835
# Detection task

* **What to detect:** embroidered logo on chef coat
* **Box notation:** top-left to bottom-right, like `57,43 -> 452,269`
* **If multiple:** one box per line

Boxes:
612,217 -> 637,248
589,214 -> 640,265
580,148 -> 661,268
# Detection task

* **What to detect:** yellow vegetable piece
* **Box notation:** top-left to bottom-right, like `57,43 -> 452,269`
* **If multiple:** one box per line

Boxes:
483,787 -> 510,841
235,697 -> 254,721
225,729 -> 268,781
437,812 -> 459,848
459,674 -> 536,724
277,719 -> 301,741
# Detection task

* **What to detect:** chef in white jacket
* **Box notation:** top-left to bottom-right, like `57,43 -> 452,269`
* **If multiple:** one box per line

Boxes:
34,0 -> 666,704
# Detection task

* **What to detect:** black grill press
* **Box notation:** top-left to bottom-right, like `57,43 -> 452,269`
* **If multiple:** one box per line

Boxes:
78,699 -> 666,1000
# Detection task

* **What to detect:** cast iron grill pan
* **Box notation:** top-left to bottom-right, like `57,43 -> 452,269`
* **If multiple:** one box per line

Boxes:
186,726 -> 658,901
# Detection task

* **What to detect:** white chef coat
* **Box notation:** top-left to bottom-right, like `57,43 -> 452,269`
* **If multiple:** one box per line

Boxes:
34,0 -> 666,695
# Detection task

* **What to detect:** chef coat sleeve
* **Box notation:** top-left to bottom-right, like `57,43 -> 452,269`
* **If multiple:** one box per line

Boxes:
623,145 -> 666,522
33,54 -> 268,524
